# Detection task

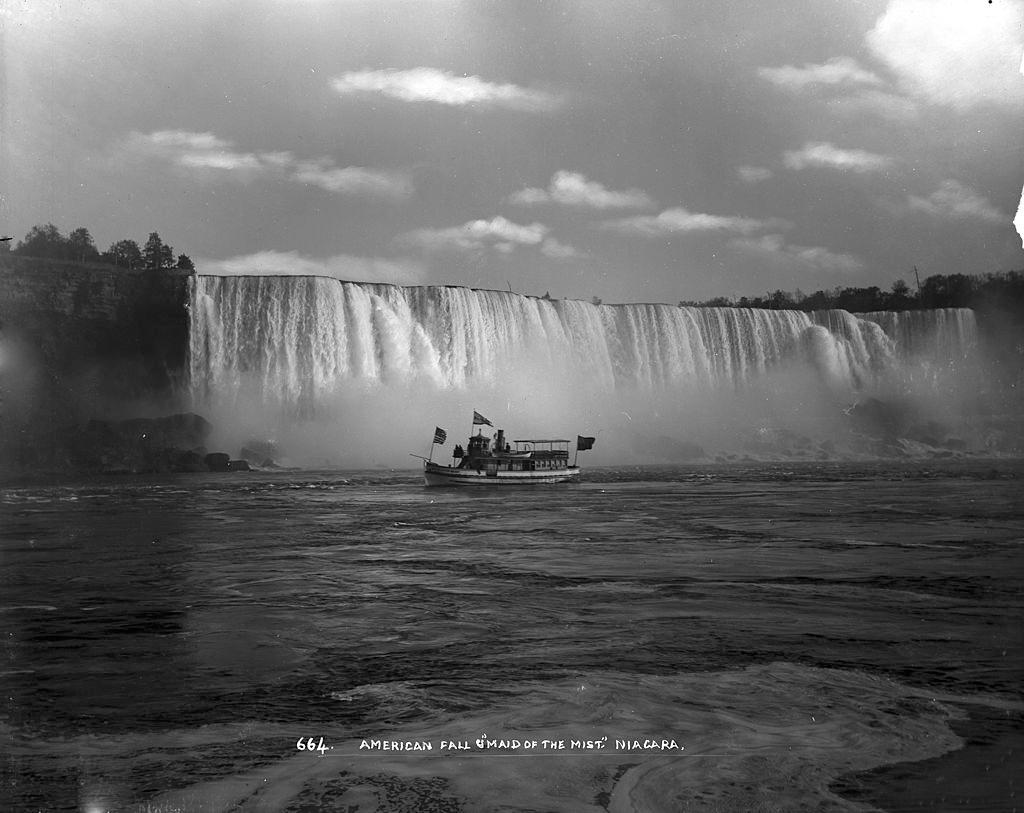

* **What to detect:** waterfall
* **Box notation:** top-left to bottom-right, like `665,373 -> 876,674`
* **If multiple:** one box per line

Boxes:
858,308 -> 978,360
187,276 -> 979,464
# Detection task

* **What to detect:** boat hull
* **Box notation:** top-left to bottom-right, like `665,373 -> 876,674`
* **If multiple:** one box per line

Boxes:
424,463 -> 580,486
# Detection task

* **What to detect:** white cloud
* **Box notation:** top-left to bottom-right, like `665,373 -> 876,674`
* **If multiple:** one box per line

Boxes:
125,130 -> 412,199
866,0 -> 1024,110
143,131 -> 234,152
196,250 -> 426,285
906,180 -> 1004,224
126,130 -> 275,176
399,216 -> 549,252
292,161 -> 413,199
736,165 -> 773,184
509,170 -> 655,210
507,187 -> 550,206
758,57 -> 882,91
331,68 -> 561,112
602,207 -> 767,237
783,141 -> 894,173
730,234 -> 863,274
540,237 -> 585,260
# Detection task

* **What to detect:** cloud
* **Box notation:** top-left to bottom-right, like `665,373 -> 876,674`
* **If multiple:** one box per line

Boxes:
125,130 -> 412,199
758,57 -> 882,91
736,165 -> 773,184
399,216 -> 549,252
866,0 -> 1024,110
540,237 -> 585,260
196,250 -> 426,285
730,234 -> 863,274
783,142 -> 894,173
509,171 -> 655,210
126,130 -> 274,176
330,68 -> 561,112
507,187 -> 550,206
906,180 -> 1004,224
292,161 -> 413,199
602,207 -> 768,237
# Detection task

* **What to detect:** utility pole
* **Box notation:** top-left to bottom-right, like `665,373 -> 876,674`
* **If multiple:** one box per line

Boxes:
913,266 -> 923,304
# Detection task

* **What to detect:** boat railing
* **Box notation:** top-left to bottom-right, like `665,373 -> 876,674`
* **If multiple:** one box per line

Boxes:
513,439 -> 570,453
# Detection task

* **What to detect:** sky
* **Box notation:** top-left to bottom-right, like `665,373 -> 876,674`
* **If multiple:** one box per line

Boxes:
2,0 -> 1023,304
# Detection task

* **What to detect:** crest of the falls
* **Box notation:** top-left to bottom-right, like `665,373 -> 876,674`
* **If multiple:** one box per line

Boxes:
187,276 -> 978,464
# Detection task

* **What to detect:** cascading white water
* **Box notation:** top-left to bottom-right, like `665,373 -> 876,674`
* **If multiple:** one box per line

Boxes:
187,276 -> 979,464
859,308 -> 978,361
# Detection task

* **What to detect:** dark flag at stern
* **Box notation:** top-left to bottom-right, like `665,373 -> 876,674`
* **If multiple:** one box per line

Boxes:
433,427 -> 447,445
577,436 -> 595,451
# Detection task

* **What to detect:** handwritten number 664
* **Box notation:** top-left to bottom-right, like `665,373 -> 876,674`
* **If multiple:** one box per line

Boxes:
296,736 -> 329,754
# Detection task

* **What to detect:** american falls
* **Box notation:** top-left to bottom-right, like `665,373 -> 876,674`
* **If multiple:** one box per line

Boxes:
188,276 -> 979,466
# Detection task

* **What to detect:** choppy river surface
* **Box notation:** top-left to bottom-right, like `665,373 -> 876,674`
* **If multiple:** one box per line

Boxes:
2,461 -> 1022,812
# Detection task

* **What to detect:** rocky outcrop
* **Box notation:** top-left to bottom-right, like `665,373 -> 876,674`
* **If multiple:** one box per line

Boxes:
844,397 -> 910,440
238,439 -> 283,468
67,413 -> 212,473
204,452 -> 231,472
0,256 -> 191,470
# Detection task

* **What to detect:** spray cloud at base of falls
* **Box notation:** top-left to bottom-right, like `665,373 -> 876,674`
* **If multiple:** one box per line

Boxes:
187,276 -> 980,467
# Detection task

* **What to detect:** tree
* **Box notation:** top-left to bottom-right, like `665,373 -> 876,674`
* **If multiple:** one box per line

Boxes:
176,254 -> 194,271
143,232 -> 175,271
766,289 -> 794,310
888,278 -> 913,310
104,239 -> 143,269
67,227 -> 100,263
920,273 -> 975,308
14,223 -> 69,259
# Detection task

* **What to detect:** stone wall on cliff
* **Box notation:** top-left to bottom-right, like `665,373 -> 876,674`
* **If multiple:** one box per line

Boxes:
0,255 -> 191,468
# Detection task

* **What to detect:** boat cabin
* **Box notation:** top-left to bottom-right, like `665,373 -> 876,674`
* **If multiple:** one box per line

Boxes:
458,430 -> 571,473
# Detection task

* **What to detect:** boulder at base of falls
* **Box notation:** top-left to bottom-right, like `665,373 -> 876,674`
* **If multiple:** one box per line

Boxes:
204,452 -> 231,472
239,439 -> 282,468
844,397 -> 912,440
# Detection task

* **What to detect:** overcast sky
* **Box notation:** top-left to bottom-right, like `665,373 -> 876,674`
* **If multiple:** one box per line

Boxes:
3,0 -> 1023,302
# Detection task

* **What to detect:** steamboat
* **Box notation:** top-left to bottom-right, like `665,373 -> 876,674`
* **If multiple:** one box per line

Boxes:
417,413 -> 593,487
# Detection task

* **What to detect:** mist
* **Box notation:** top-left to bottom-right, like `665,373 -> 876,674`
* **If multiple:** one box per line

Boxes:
187,276 -> 985,468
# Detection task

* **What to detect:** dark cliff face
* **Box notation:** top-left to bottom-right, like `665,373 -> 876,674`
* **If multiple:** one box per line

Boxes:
0,255 -> 191,469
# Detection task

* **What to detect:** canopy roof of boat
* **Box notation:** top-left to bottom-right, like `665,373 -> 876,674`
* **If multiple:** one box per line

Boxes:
513,439 -> 570,444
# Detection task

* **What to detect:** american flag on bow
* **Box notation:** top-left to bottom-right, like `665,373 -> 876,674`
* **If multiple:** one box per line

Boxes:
433,427 -> 447,445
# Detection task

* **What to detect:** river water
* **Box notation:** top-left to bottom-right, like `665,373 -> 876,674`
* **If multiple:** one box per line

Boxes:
2,460 -> 1022,812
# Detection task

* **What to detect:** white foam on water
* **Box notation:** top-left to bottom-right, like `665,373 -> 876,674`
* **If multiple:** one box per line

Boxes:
135,662 -> 996,812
